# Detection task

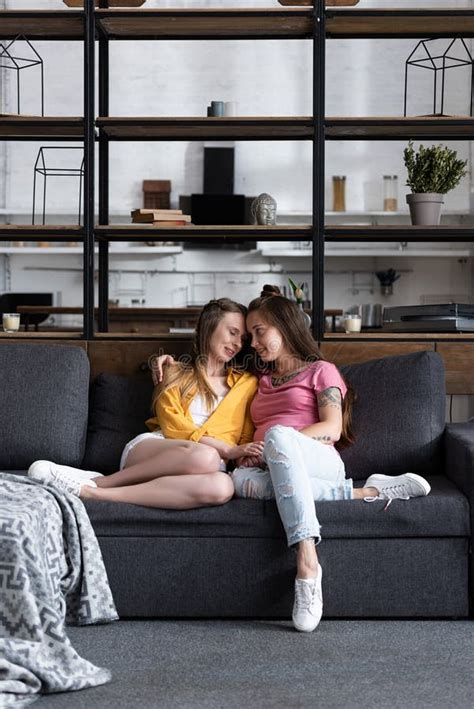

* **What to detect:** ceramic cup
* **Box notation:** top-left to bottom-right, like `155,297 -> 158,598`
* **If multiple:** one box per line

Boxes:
224,101 -> 237,116
210,101 -> 224,117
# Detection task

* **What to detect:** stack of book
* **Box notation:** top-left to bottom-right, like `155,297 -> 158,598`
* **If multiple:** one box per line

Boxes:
131,209 -> 191,227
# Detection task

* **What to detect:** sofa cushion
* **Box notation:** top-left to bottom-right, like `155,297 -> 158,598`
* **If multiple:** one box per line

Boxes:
0,344 -> 89,469
82,373 -> 153,474
339,351 -> 446,480
85,475 -> 468,539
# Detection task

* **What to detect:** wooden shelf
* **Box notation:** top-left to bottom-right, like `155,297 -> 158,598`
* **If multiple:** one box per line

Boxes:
0,332 -> 84,339
0,226 -> 84,241
325,226 -> 474,242
92,332 -> 196,340
1,11 -> 84,40
97,116 -> 474,142
279,0 -> 359,6
325,116 -> 474,140
323,332 -> 474,341
95,224 -> 313,240
0,116 -> 84,140
95,8 -> 313,40
326,8 -> 474,39
3,8 -> 474,42
96,117 -> 314,141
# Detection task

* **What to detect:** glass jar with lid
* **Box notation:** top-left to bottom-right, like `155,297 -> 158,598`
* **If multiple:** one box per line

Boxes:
332,176 -> 346,212
383,175 -> 398,212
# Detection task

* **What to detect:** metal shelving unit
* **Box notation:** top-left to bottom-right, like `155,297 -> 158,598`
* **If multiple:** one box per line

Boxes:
93,1 -> 322,333
93,2 -> 474,339
2,3 -> 474,339
0,6 -> 90,334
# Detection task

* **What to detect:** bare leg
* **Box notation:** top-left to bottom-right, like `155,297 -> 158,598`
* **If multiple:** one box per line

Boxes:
95,439 -> 221,489
296,539 -> 319,580
82,471 -> 234,510
295,487 -> 378,578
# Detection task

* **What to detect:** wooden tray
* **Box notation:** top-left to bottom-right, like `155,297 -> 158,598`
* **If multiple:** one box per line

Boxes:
63,0 -> 146,7
278,0 -> 359,5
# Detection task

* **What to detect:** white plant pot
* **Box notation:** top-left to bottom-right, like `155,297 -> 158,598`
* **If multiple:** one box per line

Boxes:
406,192 -> 444,226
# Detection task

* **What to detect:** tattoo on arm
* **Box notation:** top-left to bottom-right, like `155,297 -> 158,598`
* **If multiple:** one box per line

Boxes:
317,387 -> 342,411
312,435 -> 332,442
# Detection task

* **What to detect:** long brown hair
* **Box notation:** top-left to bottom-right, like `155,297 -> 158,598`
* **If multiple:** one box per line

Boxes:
152,298 -> 249,413
248,285 -> 355,448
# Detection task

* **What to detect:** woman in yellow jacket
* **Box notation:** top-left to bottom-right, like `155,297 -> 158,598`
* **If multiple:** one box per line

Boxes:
28,299 -> 260,509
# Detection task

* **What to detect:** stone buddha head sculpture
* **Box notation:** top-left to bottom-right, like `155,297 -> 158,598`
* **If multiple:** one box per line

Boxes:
251,193 -> 277,225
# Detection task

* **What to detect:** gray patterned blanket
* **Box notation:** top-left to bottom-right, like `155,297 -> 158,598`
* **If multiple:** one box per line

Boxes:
0,473 -> 119,706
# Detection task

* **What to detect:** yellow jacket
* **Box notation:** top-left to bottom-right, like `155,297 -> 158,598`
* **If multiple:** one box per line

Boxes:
145,369 -> 258,446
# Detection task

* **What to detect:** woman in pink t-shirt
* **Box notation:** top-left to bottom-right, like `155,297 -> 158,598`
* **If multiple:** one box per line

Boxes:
231,285 -> 431,634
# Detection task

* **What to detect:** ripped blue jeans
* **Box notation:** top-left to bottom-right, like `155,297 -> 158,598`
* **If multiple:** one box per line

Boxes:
231,425 -> 353,546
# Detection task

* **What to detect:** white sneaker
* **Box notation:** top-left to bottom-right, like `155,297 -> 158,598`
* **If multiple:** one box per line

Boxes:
363,472 -> 431,509
28,459 -> 102,483
292,565 -> 323,633
28,460 -> 98,497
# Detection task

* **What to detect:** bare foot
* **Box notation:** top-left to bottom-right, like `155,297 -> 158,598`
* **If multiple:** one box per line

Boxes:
352,486 -> 379,499
79,485 -> 98,500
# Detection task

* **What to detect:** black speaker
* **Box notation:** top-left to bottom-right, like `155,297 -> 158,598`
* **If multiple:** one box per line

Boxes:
191,194 -> 245,225
204,147 -> 234,194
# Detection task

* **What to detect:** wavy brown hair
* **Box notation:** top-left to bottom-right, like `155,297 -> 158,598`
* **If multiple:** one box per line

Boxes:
248,285 -> 355,448
152,298 -> 250,413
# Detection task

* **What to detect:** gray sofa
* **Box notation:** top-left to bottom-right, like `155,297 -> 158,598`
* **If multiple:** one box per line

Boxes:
1,343 -> 472,618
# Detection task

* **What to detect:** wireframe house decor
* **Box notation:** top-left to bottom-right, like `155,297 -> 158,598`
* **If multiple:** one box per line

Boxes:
404,38 -> 473,117
0,35 -> 44,116
32,147 -> 84,225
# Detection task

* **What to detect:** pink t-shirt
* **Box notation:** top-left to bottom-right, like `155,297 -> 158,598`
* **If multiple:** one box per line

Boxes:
250,360 -> 348,442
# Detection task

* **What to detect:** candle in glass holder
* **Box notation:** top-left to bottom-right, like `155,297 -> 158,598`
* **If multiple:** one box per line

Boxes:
342,314 -> 361,334
332,176 -> 346,212
383,175 -> 398,212
2,313 -> 20,333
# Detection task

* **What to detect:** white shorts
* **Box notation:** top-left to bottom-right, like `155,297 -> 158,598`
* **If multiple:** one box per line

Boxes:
119,431 -> 227,472
120,431 -> 166,470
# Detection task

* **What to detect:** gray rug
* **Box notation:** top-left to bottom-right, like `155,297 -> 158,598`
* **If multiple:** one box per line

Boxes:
37,620 -> 474,708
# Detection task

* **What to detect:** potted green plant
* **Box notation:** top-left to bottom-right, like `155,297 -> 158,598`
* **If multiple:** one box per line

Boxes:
404,140 -> 468,225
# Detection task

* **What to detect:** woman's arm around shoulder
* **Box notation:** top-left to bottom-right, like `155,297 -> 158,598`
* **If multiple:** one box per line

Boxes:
149,353 -> 178,386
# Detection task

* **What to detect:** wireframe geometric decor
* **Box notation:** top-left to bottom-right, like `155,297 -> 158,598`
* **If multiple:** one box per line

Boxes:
404,38 -> 473,117
0,34 -> 44,116
32,147 -> 85,225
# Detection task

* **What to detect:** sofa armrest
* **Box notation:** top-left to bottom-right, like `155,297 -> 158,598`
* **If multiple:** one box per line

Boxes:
445,423 -> 474,616
444,423 -> 474,500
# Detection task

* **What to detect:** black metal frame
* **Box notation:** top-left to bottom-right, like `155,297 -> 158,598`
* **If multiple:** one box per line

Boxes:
89,4 -> 473,341
92,1 -> 327,340
97,0 -> 110,332
312,0 -> 325,341
83,0 -> 95,340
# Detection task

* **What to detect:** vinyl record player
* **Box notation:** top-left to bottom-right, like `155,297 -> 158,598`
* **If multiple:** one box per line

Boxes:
383,304 -> 474,332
